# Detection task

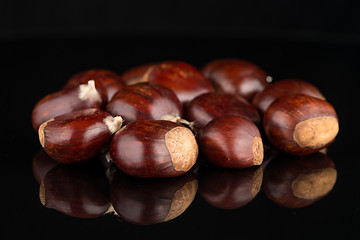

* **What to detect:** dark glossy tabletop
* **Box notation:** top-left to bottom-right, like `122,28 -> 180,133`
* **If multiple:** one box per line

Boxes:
3,36 -> 359,240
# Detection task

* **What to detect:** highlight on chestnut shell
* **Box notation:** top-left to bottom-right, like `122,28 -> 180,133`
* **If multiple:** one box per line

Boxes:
110,120 -> 198,178
39,108 -> 123,163
197,116 -> 264,168
263,94 -> 339,155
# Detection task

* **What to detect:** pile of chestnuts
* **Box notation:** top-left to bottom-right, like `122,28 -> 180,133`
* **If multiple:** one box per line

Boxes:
32,59 -> 339,179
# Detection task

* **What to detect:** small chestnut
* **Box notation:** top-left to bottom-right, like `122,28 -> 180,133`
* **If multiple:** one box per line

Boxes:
201,58 -> 270,101
110,170 -> 198,225
263,94 -> 339,155
119,61 -> 215,104
106,82 -> 183,124
252,79 -> 325,115
197,116 -> 264,168
40,162 -> 111,218
39,108 -> 123,163
64,69 -> 124,100
185,92 -> 261,128
263,152 -> 337,208
32,80 -> 108,131
110,120 -> 198,178
198,166 -> 263,209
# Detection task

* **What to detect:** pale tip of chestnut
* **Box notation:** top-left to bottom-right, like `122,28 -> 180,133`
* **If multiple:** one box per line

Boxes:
252,136 -> 264,165
291,167 -> 337,199
162,113 -> 197,133
104,116 -> 123,134
251,166 -> 264,197
266,76 -> 273,83
293,116 -> 339,148
38,118 -> 54,148
78,80 -> 102,102
165,126 -> 198,172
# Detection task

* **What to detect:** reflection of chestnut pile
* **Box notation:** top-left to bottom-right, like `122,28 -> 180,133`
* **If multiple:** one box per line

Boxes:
32,59 -> 340,222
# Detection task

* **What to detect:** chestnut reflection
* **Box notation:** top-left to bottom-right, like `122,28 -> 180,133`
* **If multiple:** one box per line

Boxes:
32,149 -> 59,183
40,161 -> 111,218
110,170 -> 198,225
263,152 -> 337,208
198,165 -> 263,209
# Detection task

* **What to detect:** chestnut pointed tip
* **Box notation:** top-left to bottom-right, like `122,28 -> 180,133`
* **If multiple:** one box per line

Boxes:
104,116 -> 123,134
252,136 -> 264,165
78,80 -> 102,102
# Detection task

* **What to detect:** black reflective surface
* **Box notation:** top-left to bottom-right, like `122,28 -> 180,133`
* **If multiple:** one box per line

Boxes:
4,36 -> 360,239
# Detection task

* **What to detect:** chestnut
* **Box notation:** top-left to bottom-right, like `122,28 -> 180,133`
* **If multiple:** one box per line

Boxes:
262,152 -> 337,208
119,61 -> 215,104
110,120 -> 198,178
64,69 -> 124,100
263,94 -> 339,155
198,166 -> 263,209
110,170 -> 198,225
39,108 -> 123,163
185,92 -> 261,128
32,80 -> 108,131
197,116 -> 264,168
106,82 -> 183,124
201,58 -> 270,101
40,161 -> 111,218
252,79 -> 325,115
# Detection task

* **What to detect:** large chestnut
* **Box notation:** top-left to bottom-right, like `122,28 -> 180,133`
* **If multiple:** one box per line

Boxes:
64,69 -> 124,100
263,152 -> 337,208
106,82 -> 183,124
110,170 -> 198,225
39,108 -> 123,163
198,166 -> 263,209
40,161 -> 111,218
110,120 -> 198,178
263,94 -> 339,155
201,58 -> 270,101
252,79 -> 325,115
185,92 -> 261,128
119,61 -> 215,104
32,80 -> 108,131
197,116 -> 264,168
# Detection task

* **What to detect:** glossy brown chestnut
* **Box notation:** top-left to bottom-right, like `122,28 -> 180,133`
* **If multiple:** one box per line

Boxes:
197,116 -> 264,168
39,108 -> 123,163
40,162 -> 111,218
201,58 -> 270,101
106,82 -> 183,124
64,69 -> 124,100
32,80 -> 108,131
119,61 -> 215,104
263,94 -> 339,155
199,166 -> 263,209
263,152 -> 337,208
252,79 -> 325,115
185,92 -> 261,128
110,170 -> 198,225
110,120 -> 198,178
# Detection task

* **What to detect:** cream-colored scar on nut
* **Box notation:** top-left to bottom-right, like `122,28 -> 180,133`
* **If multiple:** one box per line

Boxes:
252,137 -> 264,165
165,127 -> 198,172
164,180 -> 198,222
38,118 -> 54,147
103,116 -> 123,134
293,116 -> 339,148
78,80 -> 102,102
291,168 -> 337,199
251,166 -> 263,197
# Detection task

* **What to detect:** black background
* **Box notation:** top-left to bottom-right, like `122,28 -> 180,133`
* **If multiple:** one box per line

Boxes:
2,1 -> 360,239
